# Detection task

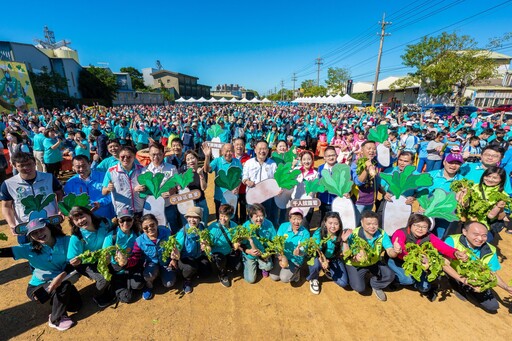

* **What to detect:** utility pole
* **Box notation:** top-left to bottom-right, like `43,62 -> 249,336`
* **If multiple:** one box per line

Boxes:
315,57 -> 323,86
371,12 -> 391,108
292,73 -> 297,100
280,80 -> 285,101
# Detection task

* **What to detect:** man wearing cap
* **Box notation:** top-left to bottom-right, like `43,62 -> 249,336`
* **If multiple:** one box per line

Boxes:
0,152 -> 63,243
33,126 -> 46,172
64,155 -> 115,221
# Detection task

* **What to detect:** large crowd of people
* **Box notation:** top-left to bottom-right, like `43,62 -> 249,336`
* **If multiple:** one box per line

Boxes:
1,103 -> 512,331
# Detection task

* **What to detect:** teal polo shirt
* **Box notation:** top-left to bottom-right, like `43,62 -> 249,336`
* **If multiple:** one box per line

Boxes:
276,222 -> 310,266
209,156 -> 242,202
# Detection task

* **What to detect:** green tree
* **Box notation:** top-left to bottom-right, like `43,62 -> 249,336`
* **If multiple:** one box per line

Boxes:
325,67 -> 350,95
301,79 -> 315,90
120,66 -> 149,91
395,32 -> 497,114
78,66 -> 119,106
245,89 -> 260,98
350,92 -> 370,102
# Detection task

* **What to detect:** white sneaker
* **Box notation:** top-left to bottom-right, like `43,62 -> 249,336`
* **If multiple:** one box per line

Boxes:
309,279 -> 320,295
48,315 -> 75,331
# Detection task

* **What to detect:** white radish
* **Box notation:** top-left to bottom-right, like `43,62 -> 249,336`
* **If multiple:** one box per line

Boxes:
246,179 -> 281,205
331,196 -> 357,230
177,188 -> 195,215
382,195 -> 411,236
144,196 -> 167,226
274,188 -> 293,209
377,144 -> 391,167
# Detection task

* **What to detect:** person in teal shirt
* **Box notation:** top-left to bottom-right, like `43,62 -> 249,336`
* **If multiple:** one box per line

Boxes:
241,203 -> 275,283
203,143 -> 242,219
0,218 -> 81,331
270,208 -> 310,283
74,131 -> 90,159
208,204 -> 240,287
42,128 -> 63,178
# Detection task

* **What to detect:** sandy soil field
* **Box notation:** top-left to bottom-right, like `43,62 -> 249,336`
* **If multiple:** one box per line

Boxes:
1,165 -> 512,340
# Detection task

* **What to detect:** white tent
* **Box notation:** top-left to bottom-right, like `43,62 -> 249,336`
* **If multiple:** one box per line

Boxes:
249,97 -> 261,103
186,97 -> 198,103
175,97 -> 186,102
239,98 -> 250,103
217,97 -> 229,103
197,97 -> 207,102
261,98 -> 271,103
339,94 -> 362,105
207,97 -> 217,103
228,97 -> 239,103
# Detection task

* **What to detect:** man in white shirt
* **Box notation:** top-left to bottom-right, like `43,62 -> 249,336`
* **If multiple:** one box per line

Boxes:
242,140 -> 278,225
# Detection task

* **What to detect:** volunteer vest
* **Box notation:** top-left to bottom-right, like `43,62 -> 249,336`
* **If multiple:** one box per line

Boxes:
345,227 -> 384,267
400,227 -> 432,245
450,234 -> 495,268
136,227 -> 171,266
5,172 -> 58,224
108,164 -> 145,215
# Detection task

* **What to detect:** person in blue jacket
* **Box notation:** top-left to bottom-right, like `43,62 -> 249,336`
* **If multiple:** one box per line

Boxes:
64,155 -> 115,221
0,218 -> 82,331
125,214 -> 176,300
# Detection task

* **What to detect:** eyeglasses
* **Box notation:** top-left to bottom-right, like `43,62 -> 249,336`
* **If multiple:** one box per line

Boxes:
119,218 -> 133,224
412,223 -> 429,230
142,224 -> 156,231
325,154 -> 337,158
120,155 -> 133,160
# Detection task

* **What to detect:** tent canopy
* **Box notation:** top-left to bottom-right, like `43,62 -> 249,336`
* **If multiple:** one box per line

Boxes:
339,94 -> 362,105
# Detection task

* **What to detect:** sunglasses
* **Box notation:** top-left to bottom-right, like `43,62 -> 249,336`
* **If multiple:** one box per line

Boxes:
119,217 -> 134,224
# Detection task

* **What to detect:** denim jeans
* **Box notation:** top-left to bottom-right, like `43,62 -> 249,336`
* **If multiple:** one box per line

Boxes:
388,258 -> 431,292
243,256 -> 273,284
307,257 -> 349,288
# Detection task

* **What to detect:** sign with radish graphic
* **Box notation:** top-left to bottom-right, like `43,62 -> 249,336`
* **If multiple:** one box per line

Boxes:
417,189 -> 458,230
367,124 -> 390,167
58,193 -> 92,216
207,124 -> 225,158
21,193 -> 57,221
215,166 -> 242,209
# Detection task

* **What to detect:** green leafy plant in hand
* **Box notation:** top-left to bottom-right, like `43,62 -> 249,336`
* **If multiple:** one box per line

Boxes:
303,236 -> 331,266
488,191 -> 512,210
21,194 -> 56,215
77,246 -> 127,281
187,226 -> 213,261
259,235 -> 287,259
229,224 -> 260,245
367,125 -> 388,143
453,257 -> 497,291
207,124 -> 224,138
58,193 -> 92,216
274,162 -> 301,190
344,234 -> 376,264
380,165 -> 433,199
416,189 -> 458,222
402,242 -> 445,282
160,235 -> 180,263
215,167 -> 242,190
356,157 -> 368,175
271,147 -> 296,165
320,164 -> 353,197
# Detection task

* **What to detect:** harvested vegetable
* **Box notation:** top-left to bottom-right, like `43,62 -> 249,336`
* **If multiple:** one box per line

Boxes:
187,226 -> 213,261
229,224 -> 260,247
259,235 -> 288,267
160,235 -> 180,263
402,242 -> 445,282
356,157 -> 369,176
78,246 -> 127,281
344,234 -> 376,264
303,236 -> 331,266
453,254 -> 497,291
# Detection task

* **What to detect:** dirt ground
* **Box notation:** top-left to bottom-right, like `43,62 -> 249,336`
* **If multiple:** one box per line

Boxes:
2,165 -> 512,340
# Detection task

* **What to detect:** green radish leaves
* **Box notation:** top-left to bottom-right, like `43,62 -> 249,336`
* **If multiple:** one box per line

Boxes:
274,163 -> 301,190
21,193 -> 56,215
59,193 -> 92,216
171,168 -> 194,189
207,124 -> 224,138
367,124 -> 389,143
320,164 -> 353,197
272,148 -> 296,166
215,167 -> 242,190
380,165 -> 433,199
417,189 -> 458,222
304,178 -> 325,195
138,169 -> 194,199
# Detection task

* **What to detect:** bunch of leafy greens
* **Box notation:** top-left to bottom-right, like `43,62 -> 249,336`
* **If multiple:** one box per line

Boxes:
402,242 -> 445,282
258,235 -> 287,259
160,235 -> 180,263
78,246 -> 126,281
58,193 -> 92,216
214,167 -> 242,191
187,226 -> 213,261
380,165 -> 433,199
319,164 -> 353,196
274,163 -> 301,190
453,257 -> 497,291
229,224 -> 261,245
344,234 -> 376,264
356,157 -> 368,175
416,189 -> 458,221
302,236 -> 331,266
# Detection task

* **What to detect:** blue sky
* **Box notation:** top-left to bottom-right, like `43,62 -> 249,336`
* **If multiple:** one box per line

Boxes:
2,0 -> 511,95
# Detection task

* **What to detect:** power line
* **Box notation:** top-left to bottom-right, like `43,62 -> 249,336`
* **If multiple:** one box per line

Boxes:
315,57 -> 323,86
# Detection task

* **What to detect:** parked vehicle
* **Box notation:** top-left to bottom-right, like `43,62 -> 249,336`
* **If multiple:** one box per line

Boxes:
482,104 -> 512,113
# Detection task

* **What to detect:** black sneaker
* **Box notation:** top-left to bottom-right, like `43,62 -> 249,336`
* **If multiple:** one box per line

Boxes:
183,281 -> 193,294
93,294 -> 117,308
426,289 -> 438,302
219,275 -> 231,288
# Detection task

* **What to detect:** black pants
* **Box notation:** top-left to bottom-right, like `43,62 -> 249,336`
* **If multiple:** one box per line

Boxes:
75,264 -> 109,295
27,281 -> 82,324
345,262 -> 395,293
178,256 -> 211,281
448,277 -> 499,312
211,251 -> 242,276
110,268 -> 144,303
236,193 -> 247,224
45,161 -> 61,178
